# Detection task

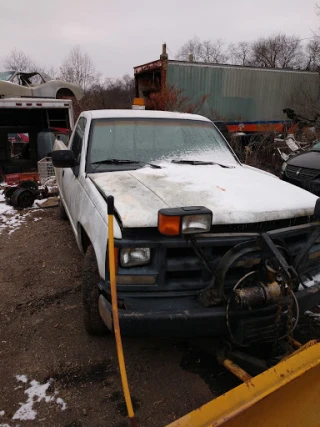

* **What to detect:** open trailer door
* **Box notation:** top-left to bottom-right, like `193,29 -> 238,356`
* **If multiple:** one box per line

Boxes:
0,98 -> 73,176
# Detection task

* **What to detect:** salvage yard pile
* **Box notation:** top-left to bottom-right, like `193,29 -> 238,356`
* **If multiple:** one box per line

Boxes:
229,130 -> 319,176
0,178 -> 59,235
0,187 -> 47,235
0,188 -> 41,235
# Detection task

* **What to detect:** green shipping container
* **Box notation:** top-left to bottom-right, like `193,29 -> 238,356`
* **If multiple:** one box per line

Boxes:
134,59 -> 320,126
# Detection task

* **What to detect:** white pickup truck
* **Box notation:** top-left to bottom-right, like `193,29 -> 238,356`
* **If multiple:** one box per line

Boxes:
52,110 -> 320,344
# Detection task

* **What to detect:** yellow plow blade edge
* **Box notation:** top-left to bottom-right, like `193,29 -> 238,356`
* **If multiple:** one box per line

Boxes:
166,342 -> 320,427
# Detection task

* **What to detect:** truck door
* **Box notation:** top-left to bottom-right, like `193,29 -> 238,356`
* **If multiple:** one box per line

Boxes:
61,117 -> 86,229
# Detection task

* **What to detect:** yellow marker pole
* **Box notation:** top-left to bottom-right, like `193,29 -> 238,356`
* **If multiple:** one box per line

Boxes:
107,196 -> 137,427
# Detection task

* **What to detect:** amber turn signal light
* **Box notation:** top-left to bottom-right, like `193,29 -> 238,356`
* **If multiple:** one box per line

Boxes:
158,213 -> 181,236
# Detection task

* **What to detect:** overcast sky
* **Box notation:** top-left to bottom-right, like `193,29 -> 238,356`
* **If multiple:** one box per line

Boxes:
0,0 -> 318,79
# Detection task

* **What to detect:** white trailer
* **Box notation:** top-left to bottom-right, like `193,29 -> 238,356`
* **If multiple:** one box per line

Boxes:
0,98 -> 74,177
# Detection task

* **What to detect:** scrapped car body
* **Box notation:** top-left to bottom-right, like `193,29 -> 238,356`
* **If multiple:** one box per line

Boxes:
282,140 -> 320,196
0,71 -> 83,100
52,110 -> 320,343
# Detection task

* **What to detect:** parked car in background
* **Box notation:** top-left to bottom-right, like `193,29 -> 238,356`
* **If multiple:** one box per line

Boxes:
281,140 -> 320,195
0,71 -> 83,100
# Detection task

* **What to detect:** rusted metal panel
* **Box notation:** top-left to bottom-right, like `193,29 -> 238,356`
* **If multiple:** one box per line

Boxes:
134,60 -> 161,75
166,61 -> 320,122
134,60 -> 164,99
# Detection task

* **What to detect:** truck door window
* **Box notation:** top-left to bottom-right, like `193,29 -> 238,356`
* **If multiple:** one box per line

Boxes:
70,117 -> 86,176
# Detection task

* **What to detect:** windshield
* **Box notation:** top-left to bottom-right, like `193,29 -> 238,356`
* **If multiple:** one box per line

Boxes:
87,118 -> 238,172
0,71 -> 14,81
312,141 -> 320,151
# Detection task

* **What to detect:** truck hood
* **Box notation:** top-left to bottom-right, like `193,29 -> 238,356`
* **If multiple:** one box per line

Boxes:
89,163 -> 318,228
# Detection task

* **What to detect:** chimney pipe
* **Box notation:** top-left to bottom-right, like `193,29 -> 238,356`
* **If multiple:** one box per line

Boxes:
189,53 -> 194,62
160,43 -> 168,60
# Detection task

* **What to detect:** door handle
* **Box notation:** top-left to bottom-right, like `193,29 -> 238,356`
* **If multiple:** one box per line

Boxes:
62,170 -> 65,177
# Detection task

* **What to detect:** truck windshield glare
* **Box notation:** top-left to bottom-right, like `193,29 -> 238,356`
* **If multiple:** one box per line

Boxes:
87,118 -> 238,171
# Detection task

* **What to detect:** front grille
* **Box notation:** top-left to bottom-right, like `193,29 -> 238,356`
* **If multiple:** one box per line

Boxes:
116,221 -> 320,295
285,164 -> 319,181
163,228 -> 320,293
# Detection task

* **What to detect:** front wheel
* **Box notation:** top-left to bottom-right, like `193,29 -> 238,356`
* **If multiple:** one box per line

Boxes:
82,245 -> 108,335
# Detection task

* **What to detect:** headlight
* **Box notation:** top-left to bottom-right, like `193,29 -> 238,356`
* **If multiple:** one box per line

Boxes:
181,214 -> 212,234
120,248 -> 151,267
158,206 -> 212,235
281,162 -> 287,172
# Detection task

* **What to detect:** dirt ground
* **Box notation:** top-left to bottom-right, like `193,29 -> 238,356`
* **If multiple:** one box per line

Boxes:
0,206 -> 319,427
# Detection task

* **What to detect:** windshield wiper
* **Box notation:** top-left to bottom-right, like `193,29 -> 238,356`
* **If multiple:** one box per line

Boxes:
91,158 -> 161,170
171,159 -> 233,168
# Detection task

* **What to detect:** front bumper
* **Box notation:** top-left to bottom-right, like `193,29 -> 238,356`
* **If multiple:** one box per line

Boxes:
98,282 -> 320,339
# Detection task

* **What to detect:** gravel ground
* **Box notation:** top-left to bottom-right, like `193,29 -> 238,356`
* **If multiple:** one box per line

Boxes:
0,205 -> 319,427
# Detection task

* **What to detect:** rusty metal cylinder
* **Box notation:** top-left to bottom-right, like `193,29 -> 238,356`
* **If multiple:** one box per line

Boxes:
235,281 -> 281,308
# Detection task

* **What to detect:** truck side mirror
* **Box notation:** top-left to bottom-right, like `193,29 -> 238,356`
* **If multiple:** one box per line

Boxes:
52,150 -> 78,168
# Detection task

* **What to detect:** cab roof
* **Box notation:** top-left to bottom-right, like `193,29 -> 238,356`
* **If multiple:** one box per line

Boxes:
84,109 -> 211,122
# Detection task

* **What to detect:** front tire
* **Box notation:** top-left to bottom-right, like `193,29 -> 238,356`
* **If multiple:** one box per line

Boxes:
82,245 -> 107,335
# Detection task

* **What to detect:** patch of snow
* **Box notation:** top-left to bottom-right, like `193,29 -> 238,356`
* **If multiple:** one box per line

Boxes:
0,411 -> 4,417
90,159 -> 317,228
0,210 -> 29,235
15,375 -> 27,383
0,202 -> 12,215
56,397 -> 67,411
88,109 -> 211,122
42,177 -> 57,188
0,424 -> 11,427
0,190 -> 44,234
12,379 -> 53,421
33,217 -> 42,222
12,376 -> 67,422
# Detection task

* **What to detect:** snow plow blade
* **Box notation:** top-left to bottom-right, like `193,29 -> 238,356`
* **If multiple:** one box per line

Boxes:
166,341 -> 320,427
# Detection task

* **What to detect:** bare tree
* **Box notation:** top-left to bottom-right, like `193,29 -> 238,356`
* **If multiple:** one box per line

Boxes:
42,66 -> 59,79
304,39 -> 320,70
176,36 -> 203,61
201,39 -> 228,63
60,46 -> 99,91
145,85 -> 208,113
176,37 -> 227,63
228,42 -> 252,65
289,80 -> 320,121
3,49 -> 37,71
251,34 -> 303,68
80,75 -> 134,111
